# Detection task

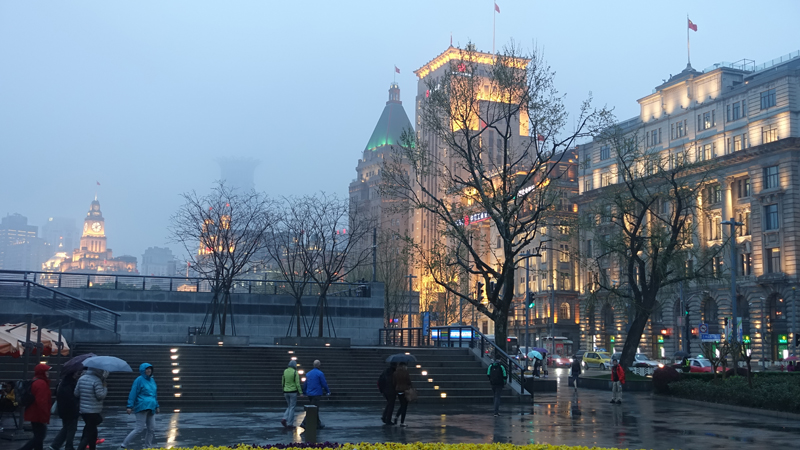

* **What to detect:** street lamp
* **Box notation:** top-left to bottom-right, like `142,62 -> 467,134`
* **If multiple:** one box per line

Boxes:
406,274 -> 417,328
721,218 -> 743,370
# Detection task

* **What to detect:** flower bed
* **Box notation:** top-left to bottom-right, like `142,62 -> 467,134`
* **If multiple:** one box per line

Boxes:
162,443 -> 632,450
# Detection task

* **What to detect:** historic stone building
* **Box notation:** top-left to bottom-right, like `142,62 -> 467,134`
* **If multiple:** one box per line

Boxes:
575,51 -> 800,360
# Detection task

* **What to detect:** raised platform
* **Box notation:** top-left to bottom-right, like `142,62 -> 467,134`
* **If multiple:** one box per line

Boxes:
187,334 -> 250,346
274,337 -> 351,347
522,376 -> 557,392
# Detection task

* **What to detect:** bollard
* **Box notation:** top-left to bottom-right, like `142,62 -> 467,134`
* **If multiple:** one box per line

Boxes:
303,405 -> 318,442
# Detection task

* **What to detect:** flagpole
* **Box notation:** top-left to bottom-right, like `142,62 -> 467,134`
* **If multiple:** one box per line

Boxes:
492,4 -> 496,54
687,14 -> 691,66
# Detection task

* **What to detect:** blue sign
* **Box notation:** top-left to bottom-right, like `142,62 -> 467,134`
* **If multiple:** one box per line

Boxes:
700,333 -> 721,342
422,312 -> 430,336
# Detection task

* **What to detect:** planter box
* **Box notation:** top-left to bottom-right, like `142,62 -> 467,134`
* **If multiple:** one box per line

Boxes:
578,376 -> 652,392
274,337 -> 351,347
522,376 -> 557,393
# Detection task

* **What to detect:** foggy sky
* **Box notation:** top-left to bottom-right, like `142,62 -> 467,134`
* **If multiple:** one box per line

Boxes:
1,0 -> 797,261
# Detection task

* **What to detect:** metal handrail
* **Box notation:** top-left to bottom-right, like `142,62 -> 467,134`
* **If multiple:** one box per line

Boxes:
0,269 -> 373,297
0,279 -> 120,333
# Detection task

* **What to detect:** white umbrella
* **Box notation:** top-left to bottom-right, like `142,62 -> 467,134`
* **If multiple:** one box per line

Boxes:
83,356 -> 133,373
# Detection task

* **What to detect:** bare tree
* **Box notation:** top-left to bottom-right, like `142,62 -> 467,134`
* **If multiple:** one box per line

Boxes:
381,42 -> 609,352
263,197 -> 315,337
578,127 -> 728,370
302,193 -> 375,337
170,181 -> 275,335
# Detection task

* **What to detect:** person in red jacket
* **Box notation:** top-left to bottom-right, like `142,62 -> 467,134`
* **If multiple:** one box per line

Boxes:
18,363 -> 52,450
610,358 -> 625,404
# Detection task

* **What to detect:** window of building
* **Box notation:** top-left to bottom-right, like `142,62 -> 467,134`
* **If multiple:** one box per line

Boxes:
760,89 -> 776,110
560,302 -> 571,320
600,145 -> 610,160
712,256 -> 723,278
712,217 -> 722,240
586,240 -> 593,258
496,235 -> 502,249
740,252 -> 752,276
584,178 -> 593,192
658,128 -> 662,144
766,248 -> 781,273
699,111 -> 715,130
698,143 -> 713,161
737,178 -> 750,198
727,101 -> 743,122
764,166 -> 779,189
737,211 -> 751,236
764,204 -> 779,230
762,126 -> 778,144
601,172 -> 612,187
713,184 -> 722,203
559,244 -> 569,262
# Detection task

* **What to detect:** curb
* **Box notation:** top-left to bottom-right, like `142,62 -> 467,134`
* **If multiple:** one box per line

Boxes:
654,393 -> 800,420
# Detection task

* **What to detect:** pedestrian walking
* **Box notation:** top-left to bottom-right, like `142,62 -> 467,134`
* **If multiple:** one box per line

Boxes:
300,360 -> 329,430
378,363 -> 397,424
74,368 -> 108,450
392,362 -> 412,427
487,359 -> 507,416
532,358 -> 541,378
569,357 -> 582,392
610,358 -> 625,404
50,369 -> 82,450
16,363 -> 52,450
120,363 -> 159,449
281,360 -> 303,428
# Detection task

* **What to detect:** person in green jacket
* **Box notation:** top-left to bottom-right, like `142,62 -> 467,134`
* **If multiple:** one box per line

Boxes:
281,360 -> 303,428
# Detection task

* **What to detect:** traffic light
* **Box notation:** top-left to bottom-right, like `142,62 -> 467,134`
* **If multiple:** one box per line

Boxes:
610,336 -> 616,343
526,291 -> 535,309
684,305 -> 690,316
476,282 -> 484,302
657,335 -> 664,343
723,317 -> 729,327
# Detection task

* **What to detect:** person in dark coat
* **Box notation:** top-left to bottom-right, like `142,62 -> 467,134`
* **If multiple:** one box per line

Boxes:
569,357 -> 582,392
17,363 -> 52,450
379,363 -> 397,424
392,362 -> 412,427
50,370 -> 82,450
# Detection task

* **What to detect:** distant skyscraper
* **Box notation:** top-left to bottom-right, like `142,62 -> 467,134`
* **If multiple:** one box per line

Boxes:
217,157 -> 259,192
0,213 -> 40,270
141,246 -> 177,276
41,217 -> 78,257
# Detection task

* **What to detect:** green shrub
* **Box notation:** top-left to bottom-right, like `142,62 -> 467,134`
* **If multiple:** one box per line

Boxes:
669,375 -> 800,413
652,366 -> 682,394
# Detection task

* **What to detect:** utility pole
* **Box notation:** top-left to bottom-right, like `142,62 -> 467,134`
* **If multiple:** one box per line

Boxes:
549,283 -> 555,357
525,250 -> 531,352
722,218 -> 743,370
793,286 -> 798,355
406,274 -> 417,328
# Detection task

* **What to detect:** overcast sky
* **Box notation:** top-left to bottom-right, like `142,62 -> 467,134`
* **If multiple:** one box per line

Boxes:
1,0 -> 797,261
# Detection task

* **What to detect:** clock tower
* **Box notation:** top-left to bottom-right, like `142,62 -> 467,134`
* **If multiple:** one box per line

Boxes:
80,198 -> 107,254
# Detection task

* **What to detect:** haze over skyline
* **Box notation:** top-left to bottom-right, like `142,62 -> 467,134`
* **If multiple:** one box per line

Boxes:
2,0 -> 797,260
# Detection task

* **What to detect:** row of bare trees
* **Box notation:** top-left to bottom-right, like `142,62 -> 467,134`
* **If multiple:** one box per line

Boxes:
170,182 -> 374,337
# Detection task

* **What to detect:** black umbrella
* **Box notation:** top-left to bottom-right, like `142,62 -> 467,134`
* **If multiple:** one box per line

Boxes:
673,351 -> 689,358
62,353 -> 96,376
386,353 -> 417,363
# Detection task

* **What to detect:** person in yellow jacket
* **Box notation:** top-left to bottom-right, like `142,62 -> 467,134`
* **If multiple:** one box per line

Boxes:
281,361 -> 303,428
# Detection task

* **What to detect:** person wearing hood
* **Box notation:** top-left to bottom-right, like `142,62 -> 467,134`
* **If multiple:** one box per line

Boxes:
280,360 -> 302,428
50,369 -> 83,450
121,363 -> 159,449
74,368 -> 108,450
16,363 -> 51,450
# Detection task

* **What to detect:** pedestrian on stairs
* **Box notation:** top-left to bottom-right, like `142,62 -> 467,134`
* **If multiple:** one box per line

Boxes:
120,363 -> 159,449
487,359 -> 507,416
281,360 -> 303,428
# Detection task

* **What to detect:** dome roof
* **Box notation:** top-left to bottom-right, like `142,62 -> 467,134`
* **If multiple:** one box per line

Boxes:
364,83 -> 414,151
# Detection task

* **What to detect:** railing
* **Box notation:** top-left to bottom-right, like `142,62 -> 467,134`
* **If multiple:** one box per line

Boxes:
0,270 -> 372,297
378,328 -> 425,347
0,279 -> 120,333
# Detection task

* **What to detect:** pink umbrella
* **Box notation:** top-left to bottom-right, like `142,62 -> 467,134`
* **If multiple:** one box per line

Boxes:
784,355 -> 799,361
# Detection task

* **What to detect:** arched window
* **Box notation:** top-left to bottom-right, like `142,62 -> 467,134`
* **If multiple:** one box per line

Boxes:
560,302 -> 571,320
768,294 -> 786,321
702,297 -> 719,333
651,303 -> 663,324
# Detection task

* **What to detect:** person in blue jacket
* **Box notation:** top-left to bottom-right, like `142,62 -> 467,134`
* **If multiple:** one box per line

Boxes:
300,360 -> 330,429
120,363 -> 159,449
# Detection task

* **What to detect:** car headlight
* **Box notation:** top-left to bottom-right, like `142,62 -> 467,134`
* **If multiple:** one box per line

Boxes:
658,363 -> 664,368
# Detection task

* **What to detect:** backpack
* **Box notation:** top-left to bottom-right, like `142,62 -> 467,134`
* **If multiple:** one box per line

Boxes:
16,380 -> 35,408
489,363 -> 505,385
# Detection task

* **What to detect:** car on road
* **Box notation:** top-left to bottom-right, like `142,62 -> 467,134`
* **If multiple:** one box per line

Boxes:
611,353 -> 664,368
550,355 -> 572,367
686,358 -> 723,373
582,351 -> 612,370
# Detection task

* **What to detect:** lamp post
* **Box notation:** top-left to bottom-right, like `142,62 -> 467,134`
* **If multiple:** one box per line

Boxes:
548,283 -> 555,358
406,274 -> 417,328
721,218 -> 743,370
793,286 -> 797,355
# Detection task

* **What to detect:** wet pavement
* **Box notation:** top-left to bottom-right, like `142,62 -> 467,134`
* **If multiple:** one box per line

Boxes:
2,372 -> 799,450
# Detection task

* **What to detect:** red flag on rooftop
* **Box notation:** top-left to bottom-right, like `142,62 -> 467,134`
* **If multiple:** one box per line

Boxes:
537,134 -> 545,142
688,19 -> 697,31
494,2 -> 500,13
395,66 -> 400,74
96,181 -> 100,186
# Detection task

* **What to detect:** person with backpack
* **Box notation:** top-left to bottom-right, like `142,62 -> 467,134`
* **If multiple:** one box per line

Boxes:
74,368 -> 108,450
569,357 -> 582,392
49,369 -> 82,450
16,363 -> 51,450
487,359 -> 507,416
280,360 -> 302,428
120,363 -> 159,449
378,363 -> 397,424
610,358 -> 625,404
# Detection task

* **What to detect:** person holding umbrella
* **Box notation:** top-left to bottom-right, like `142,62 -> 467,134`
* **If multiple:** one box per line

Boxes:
50,353 -> 95,450
392,362 -> 412,426
16,363 -> 51,450
74,368 -> 107,450
120,363 -> 159,449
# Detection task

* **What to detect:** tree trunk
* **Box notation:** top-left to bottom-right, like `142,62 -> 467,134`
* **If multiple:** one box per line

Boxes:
620,307 -> 649,369
318,294 -> 326,337
295,298 -> 302,337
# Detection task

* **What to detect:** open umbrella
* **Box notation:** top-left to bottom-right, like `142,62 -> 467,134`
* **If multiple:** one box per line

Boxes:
674,351 -> 689,358
386,353 -> 417,363
527,350 -> 543,360
62,353 -> 97,376
531,347 -> 548,354
83,356 -> 132,373
784,355 -> 799,362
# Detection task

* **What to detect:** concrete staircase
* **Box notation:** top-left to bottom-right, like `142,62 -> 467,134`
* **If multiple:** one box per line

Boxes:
47,344 -> 519,409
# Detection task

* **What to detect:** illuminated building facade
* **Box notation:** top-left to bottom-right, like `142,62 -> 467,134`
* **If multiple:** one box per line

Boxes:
50,197 -> 138,274
576,52 -> 800,360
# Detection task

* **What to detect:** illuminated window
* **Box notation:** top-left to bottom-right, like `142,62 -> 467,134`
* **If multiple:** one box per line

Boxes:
766,248 -> 781,273
762,127 -> 778,144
